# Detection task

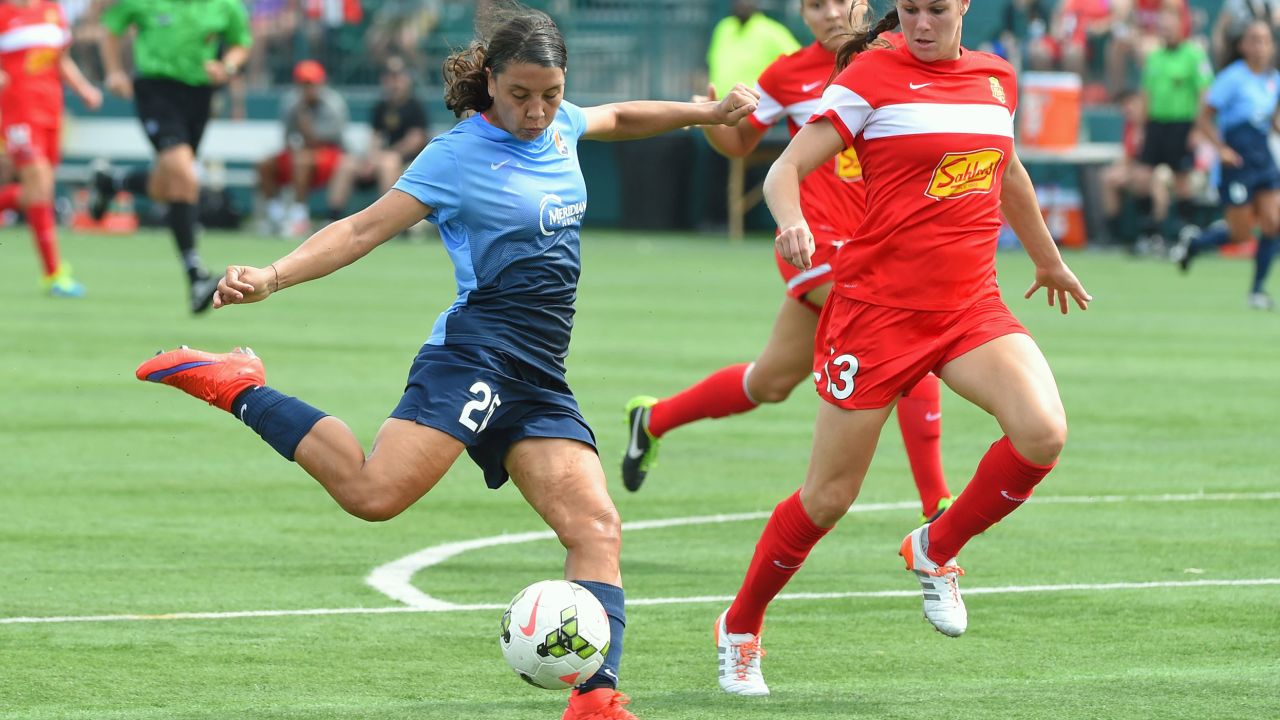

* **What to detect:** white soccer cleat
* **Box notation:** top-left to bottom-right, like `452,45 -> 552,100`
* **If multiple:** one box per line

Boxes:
714,609 -> 769,696
899,525 -> 967,637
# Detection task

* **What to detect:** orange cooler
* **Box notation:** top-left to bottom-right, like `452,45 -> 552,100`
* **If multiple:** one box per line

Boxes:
1018,72 -> 1082,149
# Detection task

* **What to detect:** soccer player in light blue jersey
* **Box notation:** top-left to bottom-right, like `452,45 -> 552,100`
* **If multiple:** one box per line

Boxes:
135,3 -> 758,718
1173,19 -> 1280,310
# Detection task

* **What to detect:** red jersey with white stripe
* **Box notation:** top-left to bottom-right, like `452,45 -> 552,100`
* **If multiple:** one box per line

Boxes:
750,42 -> 865,240
812,45 -> 1018,311
0,1 -> 69,127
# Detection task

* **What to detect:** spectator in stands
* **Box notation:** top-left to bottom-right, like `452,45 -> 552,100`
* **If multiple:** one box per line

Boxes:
325,55 -> 428,222
1212,0 -> 1280,69
1102,89 -> 1169,245
299,0 -> 363,70
1049,0 -> 1127,95
93,0 -> 251,314
364,0 -> 441,74
246,0 -> 299,89
1129,5 -> 1212,253
991,0 -> 1056,71
257,60 -> 348,238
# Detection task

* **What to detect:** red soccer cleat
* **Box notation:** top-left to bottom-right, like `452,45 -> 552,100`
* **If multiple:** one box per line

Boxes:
561,688 -> 637,720
136,346 -> 265,413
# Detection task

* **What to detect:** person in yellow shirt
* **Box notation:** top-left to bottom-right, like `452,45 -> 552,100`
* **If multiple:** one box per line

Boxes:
707,1 -> 801,94
702,1 -> 800,230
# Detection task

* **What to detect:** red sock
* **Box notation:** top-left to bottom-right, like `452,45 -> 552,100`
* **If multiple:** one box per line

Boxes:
28,203 -> 60,276
0,183 -> 20,212
926,436 -> 1055,564
897,373 -> 950,516
725,490 -> 830,635
647,362 -> 757,438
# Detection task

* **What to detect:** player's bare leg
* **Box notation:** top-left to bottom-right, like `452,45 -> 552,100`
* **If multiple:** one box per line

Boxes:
508,439 -> 634,718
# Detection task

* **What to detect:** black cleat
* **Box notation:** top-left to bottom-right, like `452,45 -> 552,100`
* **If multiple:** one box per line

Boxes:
88,163 -> 116,222
620,396 -> 659,492
190,274 -> 220,314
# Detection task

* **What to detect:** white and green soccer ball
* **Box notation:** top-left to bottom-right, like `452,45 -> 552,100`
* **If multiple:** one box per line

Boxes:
499,580 -> 611,690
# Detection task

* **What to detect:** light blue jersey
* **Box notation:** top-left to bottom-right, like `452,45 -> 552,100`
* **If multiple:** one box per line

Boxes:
394,102 -> 589,376
1206,60 -> 1279,136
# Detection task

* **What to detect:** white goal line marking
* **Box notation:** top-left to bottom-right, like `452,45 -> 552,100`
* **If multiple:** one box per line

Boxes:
2,491 -> 1277,626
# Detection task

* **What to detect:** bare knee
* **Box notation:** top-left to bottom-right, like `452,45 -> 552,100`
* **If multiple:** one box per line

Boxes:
342,494 -> 407,522
746,366 -> 806,405
556,504 -> 621,557
1009,414 -> 1068,466
799,479 -> 858,527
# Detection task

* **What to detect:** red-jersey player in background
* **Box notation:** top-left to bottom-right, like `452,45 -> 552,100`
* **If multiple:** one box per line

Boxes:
621,0 -> 953,526
714,0 -> 1092,697
0,0 -> 101,296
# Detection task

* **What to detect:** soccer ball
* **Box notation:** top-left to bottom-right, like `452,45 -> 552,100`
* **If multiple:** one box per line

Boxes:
499,579 -> 611,690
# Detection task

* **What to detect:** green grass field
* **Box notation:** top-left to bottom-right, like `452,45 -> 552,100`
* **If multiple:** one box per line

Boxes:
1,228 -> 1277,720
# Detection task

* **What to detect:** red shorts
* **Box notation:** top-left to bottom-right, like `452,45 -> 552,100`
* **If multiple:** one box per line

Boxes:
774,236 -> 841,313
813,291 -> 1029,409
274,145 -> 342,187
2,121 -> 59,166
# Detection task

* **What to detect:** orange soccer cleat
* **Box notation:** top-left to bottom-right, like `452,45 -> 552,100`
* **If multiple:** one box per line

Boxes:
136,346 -> 265,413
561,688 -> 637,720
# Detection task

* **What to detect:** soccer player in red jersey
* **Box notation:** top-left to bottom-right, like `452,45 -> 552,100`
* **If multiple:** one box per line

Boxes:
0,0 -> 101,296
622,0 -> 953,525
714,0 -> 1092,696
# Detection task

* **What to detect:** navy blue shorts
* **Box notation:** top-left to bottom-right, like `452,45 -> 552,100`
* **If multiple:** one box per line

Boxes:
1219,162 -> 1280,206
389,344 -> 596,489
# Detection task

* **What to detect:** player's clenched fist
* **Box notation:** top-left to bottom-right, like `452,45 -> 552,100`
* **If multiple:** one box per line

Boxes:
214,265 -> 277,308
775,224 -> 815,270
714,83 -> 760,127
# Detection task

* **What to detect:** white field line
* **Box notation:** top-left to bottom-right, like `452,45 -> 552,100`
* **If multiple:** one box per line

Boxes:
3,491 -> 1277,626
365,491 -> 1280,609
3,578 -> 1278,625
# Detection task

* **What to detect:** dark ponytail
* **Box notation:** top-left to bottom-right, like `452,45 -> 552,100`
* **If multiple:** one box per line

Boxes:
836,7 -> 900,71
442,1 -> 568,118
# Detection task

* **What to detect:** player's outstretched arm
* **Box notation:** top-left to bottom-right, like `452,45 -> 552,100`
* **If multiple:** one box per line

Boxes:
694,84 -> 769,158
214,189 -> 430,308
764,120 -> 845,270
581,83 -> 759,141
1001,151 -> 1092,314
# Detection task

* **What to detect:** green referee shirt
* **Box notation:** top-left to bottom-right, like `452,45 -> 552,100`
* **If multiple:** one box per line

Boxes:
1142,41 -> 1213,122
102,0 -> 251,87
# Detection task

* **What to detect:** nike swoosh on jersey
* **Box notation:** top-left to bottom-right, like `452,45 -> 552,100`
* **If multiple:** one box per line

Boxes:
801,80 -> 823,92
490,159 -> 511,170
909,82 -> 933,90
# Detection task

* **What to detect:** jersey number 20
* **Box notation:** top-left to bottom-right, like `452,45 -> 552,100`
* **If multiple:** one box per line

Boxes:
459,381 -> 502,432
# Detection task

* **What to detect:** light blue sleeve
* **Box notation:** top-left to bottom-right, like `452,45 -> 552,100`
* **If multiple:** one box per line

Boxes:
1206,65 -> 1239,111
559,101 -> 588,142
393,136 -> 460,214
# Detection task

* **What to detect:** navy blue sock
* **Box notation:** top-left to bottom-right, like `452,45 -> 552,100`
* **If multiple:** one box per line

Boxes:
1191,222 -> 1230,255
1254,235 -> 1278,294
575,580 -> 625,691
231,386 -> 327,461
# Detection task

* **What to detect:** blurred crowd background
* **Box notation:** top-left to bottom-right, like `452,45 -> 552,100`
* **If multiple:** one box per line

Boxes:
15,0 -> 1275,249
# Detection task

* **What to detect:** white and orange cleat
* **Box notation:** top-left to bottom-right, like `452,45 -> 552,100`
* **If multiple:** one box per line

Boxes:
714,609 -> 769,696
900,525 -> 967,637
136,346 -> 265,413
